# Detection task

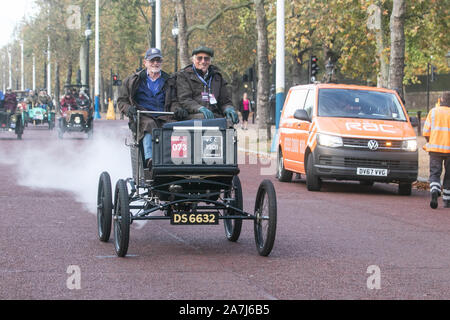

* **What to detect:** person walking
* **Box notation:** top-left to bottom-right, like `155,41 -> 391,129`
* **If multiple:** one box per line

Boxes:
423,91 -> 450,209
239,92 -> 251,130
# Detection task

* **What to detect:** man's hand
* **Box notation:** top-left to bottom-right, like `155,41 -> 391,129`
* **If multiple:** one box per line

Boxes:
198,106 -> 214,119
224,107 -> 239,124
174,107 -> 189,121
127,105 -> 137,119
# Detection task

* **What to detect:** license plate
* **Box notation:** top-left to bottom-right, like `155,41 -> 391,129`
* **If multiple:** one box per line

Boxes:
357,167 -> 388,176
171,135 -> 188,159
35,114 -> 43,120
171,212 -> 219,225
202,136 -> 222,158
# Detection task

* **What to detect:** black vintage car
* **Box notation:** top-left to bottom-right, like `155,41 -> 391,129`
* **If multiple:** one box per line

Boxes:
0,108 -> 24,139
97,113 -> 278,258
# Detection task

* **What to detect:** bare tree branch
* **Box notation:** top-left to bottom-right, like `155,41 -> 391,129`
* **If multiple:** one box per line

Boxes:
187,1 -> 252,37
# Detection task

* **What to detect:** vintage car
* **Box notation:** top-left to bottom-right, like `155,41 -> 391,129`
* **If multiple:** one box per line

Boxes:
97,112 -> 277,258
0,109 -> 24,139
28,104 -> 56,130
58,107 -> 93,139
57,87 -> 93,139
17,100 -> 30,125
13,90 -> 30,126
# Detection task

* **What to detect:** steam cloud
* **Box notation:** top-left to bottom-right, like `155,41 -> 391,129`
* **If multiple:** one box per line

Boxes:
0,122 -> 131,214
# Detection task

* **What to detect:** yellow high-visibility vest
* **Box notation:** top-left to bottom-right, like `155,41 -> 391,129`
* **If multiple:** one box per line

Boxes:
423,105 -> 450,153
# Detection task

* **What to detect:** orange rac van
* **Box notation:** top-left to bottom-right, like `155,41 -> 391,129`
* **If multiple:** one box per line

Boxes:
276,84 -> 418,195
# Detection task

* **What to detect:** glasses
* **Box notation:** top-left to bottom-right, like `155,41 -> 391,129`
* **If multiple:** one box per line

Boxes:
195,55 -> 211,62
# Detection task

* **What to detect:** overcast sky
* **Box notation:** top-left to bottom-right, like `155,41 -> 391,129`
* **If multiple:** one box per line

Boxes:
0,0 -> 38,47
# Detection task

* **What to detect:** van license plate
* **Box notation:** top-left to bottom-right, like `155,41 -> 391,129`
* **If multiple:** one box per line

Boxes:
357,168 -> 388,176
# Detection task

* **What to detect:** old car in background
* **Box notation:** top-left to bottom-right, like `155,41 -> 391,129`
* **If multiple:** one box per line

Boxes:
57,85 -> 93,139
0,109 -> 24,139
14,90 -> 30,126
28,104 -> 56,130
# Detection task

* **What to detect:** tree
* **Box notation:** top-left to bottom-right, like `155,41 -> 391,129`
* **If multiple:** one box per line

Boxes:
389,0 -> 406,97
173,0 -> 190,68
2,0 -> 448,101
367,1 -> 388,87
254,0 -> 270,135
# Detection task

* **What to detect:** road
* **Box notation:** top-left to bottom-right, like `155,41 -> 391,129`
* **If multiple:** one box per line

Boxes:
1,119 -> 450,300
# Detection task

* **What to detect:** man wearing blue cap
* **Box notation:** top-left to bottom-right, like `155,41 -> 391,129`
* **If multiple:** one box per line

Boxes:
118,48 -> 172,169
174,46 -> 239,125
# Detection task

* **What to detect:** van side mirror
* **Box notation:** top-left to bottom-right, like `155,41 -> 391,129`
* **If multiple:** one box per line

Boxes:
293,109 -> 310,121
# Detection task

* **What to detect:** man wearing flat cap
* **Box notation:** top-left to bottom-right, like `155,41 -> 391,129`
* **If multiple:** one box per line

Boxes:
118,48 -> 172,169
174,46 -> 239,124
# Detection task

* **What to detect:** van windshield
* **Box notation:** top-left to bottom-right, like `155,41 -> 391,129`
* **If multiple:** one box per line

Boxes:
318,89 -> 407,121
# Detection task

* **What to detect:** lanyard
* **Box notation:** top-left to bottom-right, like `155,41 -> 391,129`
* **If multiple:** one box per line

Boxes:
192,65 -> 212,89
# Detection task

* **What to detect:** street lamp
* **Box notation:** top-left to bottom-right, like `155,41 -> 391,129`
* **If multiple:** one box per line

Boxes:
148,0 -> 156,48
171,16 -> 179,72
84,14 -> 92,96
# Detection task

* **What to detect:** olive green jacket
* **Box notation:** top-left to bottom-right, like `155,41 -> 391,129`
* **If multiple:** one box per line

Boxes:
175,65 -> 233,120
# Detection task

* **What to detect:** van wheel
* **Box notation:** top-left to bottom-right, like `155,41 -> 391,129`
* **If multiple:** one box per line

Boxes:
306,153 -> 321,191
398,182 -> 412,196
276,149 -> 292,182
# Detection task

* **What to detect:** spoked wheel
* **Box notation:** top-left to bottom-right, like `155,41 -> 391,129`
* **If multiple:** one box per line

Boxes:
97,172 -> 112,242
224,175 -> 243,242
254,179 -> 277,256
113,179 -> 130,257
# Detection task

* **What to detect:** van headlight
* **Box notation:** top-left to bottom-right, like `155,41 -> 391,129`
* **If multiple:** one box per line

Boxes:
317,134 -> 343,148
401,139 -> 417,152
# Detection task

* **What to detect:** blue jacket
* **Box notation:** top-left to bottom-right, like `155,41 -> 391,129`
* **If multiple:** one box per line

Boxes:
134,71 -> 166,112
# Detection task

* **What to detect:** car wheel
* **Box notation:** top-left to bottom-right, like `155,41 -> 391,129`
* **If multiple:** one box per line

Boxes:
254,179 -> 277,257
306,152 -> 321,191
398,182 -> 412,196
276,149 -> 293,182
114,179 -> 130,257
224,175 -> 243,242
97,172 -> 113,242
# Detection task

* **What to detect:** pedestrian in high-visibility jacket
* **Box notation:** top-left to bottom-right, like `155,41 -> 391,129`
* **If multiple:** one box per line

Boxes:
423,91 -> 450,209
